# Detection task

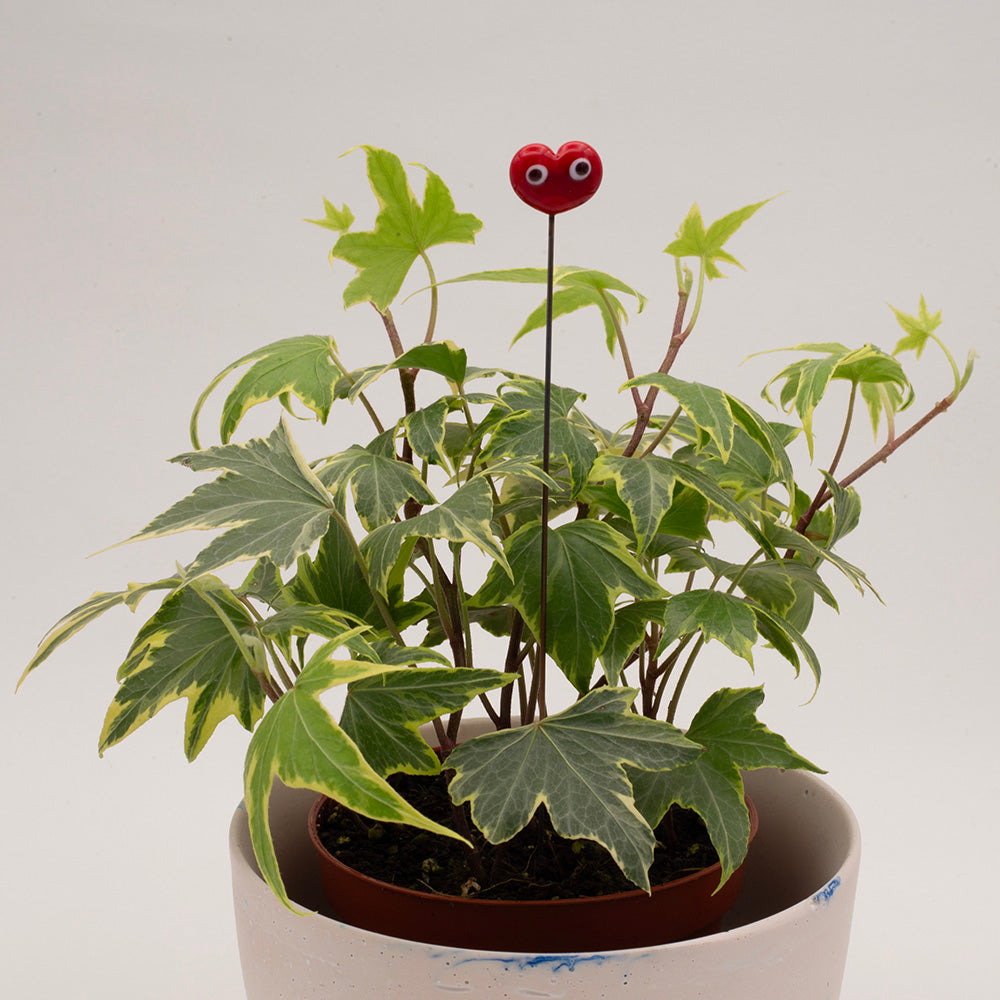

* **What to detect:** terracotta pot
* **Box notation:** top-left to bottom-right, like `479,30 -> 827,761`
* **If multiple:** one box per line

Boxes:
230,765 -> 861,999
307,792 -> 759,951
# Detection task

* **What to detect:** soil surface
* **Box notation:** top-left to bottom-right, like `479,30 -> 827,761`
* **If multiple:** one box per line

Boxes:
316,771 -> 719,901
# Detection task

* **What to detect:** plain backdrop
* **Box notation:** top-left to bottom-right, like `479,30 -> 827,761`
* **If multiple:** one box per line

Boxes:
3,1 -> 997,997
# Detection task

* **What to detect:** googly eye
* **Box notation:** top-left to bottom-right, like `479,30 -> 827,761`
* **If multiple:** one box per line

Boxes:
569,157 -> 592,181
525,164 -> 548,186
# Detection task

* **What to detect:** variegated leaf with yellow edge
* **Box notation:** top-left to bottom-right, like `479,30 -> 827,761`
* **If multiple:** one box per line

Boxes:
243,647 -> 469,911
99,578 -> 266,761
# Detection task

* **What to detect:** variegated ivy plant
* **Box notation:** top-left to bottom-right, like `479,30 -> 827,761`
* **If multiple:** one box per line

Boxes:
20,146 -> 974,911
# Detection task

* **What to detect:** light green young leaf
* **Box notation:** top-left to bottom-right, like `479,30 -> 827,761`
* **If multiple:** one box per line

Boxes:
243,651 -> 467,911
760,343 -> 913,457
329,146 -> 482,311
125,418 -> 335,578
361,477 -> 509,595
341,667 -> 515,777
474,520 -> 663,692
304,197 -> 355,233
664,198 -> 772,279
435,266 -> 646,354
190,336 -> 344,448
99,579 -> 266,760
447,687 -> 701,891
891,295 -> 942,358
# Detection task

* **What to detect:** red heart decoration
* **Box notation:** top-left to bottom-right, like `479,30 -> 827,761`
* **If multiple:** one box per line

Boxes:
509,141 -> 603,215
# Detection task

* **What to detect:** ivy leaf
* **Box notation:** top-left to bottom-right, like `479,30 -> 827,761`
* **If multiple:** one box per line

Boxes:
361,477 -> 509,595
447,688 -> 701,891
599,599 -> 670,683
329,146 -> 482,311
891,295 -> 942,358
401,399 -> 453,468
99,579 -> 266,760
346,340 -> 470,400
435,266 -> 646,354
479,381 -> 597,497
630,687 -> 821,887
341,668 -> 515,777
657,590 -> 758,667
18,578 -> 181,687
243,650 -> 468,911
124,418 -> 335,578
589,454 -> 677,553
664,198 -> 771,279
316,433 -> 436,530
760,343 -> 913,457
304,196 -> 355,233
474,520 -> 663,692
624,373 -> 735,461
659,457 -> 779,558
190,335 -> 344,447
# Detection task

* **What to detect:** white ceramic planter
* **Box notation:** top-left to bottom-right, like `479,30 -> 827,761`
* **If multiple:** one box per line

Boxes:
230,764 -> 861,999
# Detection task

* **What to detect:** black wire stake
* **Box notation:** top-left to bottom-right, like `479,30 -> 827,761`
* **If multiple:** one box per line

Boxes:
509,142 -> 603,682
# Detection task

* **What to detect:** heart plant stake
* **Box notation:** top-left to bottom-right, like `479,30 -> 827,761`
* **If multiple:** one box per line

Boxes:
20,145 -> 975,976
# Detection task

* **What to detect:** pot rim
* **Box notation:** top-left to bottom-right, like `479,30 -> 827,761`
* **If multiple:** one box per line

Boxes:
307,790 -> 759,910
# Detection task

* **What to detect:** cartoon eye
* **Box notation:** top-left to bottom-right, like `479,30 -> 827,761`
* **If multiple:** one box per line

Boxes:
569,157 -> 592,181
525,164 -> 548,186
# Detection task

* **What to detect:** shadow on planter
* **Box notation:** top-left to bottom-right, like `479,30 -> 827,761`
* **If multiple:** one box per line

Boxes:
230,765 -> 861,999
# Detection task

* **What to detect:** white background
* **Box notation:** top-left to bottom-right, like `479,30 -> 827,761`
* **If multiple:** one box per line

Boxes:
3,1 -> 997,996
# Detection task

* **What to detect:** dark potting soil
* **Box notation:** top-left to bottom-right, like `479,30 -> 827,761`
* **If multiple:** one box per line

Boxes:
316,771 -> 719,901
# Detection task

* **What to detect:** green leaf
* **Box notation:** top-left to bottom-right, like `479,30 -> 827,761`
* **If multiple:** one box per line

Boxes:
479,384 -> 597,497
18,578 -> 182,687
764,516 -> 877,596
659,457 -> 779,558
657,590 -> 758,667
685,687 -> 822,772
631,687 -> 820,887
401,399 -> 452,468
125,418 -> 335,578
436,266 -> 645,354
474,520 -> 663,692
243,650 -> 467,911
664,199 -> 771,279
744,601 -> 824,687
304,197 -> 355,233
891,295 -> 942,358
341,667 -> 515,777
760,343 -> 913,457
624,373 -> 735,461
361,477 -> 509,595
316,436 -> 436,530
821,472 -> 861,547
589,454 -> 677,553
329,146 -> 482,311
99,579 -> 266,760
447,688 -> 701,891
599,599 -> 670,683
190,336 -> 344,447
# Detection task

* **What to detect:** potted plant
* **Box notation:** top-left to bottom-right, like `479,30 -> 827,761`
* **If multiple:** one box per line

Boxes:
20,145 -> 973,997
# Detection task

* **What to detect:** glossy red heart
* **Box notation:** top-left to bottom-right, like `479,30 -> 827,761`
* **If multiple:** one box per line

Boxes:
509,141 -> 603,215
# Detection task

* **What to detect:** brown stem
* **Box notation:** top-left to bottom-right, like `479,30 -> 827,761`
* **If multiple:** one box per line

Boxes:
794,394 -> 954,539
622,289 -> 690,457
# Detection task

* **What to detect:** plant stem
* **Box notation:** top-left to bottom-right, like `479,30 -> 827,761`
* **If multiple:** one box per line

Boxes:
665,633 -> 706,724
420,251 -> 439,345
795,393 -> 955,538
329,344 -> 385,434
622,286 -> 690,457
